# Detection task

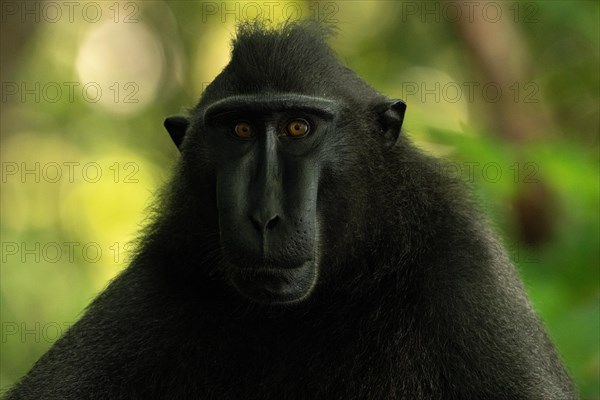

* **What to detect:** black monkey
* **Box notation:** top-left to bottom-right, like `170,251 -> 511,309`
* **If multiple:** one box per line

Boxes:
5,21 -> 575,399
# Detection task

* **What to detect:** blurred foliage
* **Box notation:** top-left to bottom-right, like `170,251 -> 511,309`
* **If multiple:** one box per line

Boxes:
0,0 -> 598,397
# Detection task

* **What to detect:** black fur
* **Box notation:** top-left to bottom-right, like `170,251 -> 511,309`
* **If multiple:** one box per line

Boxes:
5,21 -> 575,399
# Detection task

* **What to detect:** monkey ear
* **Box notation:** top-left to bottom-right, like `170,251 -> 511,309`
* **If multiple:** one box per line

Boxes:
378,99 -> 406,146
164,116 -> 189,150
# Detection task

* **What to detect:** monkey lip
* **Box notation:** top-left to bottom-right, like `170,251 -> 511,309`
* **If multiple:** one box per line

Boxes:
228,260 -> 317,304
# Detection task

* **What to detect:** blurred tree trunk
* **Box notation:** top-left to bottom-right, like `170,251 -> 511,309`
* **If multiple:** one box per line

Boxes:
453,0 -> 555,141
0,1 -> 40,83
452,0 -> 558,247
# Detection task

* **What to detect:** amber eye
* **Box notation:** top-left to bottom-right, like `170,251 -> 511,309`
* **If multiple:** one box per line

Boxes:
234,122 -> 254,138
286,119 -> 309,137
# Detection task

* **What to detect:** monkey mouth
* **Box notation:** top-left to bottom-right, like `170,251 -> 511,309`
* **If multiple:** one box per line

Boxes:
228,260 -> 317,304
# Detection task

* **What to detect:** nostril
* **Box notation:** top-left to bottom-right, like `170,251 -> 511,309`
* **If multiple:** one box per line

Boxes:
249,216 -> 262,232
265,215 -> 280,231
249,214 -> 280,232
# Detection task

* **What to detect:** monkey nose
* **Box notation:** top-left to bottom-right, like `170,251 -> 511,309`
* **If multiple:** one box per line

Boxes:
249,214 -> 281,233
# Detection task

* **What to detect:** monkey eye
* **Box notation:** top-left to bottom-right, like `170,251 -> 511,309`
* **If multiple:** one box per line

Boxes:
234,121 -> 254,138
286,119 -> 310,137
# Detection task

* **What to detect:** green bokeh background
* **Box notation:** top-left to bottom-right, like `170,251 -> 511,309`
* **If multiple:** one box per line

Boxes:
1,1 -> 598,397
